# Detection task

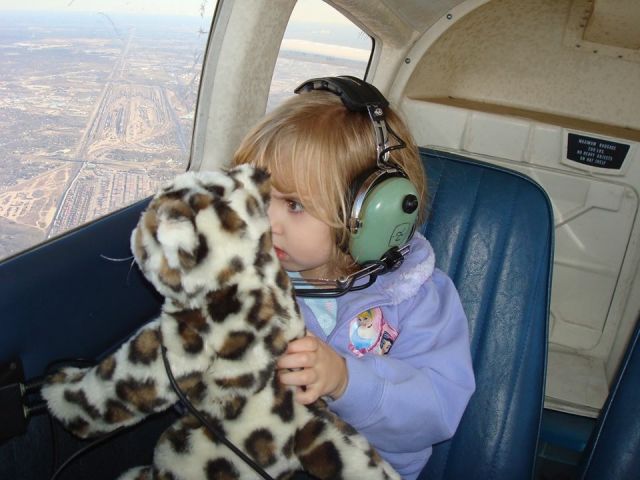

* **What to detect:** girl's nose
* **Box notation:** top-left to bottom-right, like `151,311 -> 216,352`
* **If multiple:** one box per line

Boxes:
267,200 -> 282,234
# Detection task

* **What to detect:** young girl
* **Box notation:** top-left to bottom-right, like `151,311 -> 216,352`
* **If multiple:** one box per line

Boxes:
232,80 -> 475,480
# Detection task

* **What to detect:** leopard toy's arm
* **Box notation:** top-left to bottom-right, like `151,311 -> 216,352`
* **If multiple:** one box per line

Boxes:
41,318 -> 181,439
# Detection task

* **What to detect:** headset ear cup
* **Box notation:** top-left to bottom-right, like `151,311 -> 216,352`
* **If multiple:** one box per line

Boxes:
348,172 -> 419,264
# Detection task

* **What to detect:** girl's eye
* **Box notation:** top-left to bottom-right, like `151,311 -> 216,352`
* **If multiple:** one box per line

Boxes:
286,200 -> 304,213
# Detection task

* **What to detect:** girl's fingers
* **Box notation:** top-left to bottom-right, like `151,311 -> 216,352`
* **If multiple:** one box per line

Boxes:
277,351 -> 315,369
276,336 -> 346,403
285,335 -> 318,354
278,367 -> 317,387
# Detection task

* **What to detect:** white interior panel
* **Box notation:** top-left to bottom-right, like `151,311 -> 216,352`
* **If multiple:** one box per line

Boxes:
402,98 -> 640,417
545,350 -> 608,417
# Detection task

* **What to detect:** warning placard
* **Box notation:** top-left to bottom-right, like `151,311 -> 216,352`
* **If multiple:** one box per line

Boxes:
566,133 -> 630,170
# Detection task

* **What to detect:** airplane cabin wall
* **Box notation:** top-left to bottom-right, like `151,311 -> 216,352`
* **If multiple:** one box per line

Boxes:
393,0 -> 640,418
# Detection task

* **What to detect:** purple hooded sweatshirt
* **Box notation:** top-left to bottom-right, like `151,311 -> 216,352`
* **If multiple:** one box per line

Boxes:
295,233 -> 475,479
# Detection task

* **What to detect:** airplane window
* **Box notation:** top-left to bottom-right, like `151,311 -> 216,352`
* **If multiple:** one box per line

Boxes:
268,0 -> 372,111
0,1 -> 217,261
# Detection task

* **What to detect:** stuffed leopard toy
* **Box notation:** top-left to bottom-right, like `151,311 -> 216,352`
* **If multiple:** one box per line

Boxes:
42,164 -> 399,480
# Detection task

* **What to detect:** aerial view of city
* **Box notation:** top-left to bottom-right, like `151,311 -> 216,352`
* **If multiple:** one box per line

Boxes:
0,6 -> 369,260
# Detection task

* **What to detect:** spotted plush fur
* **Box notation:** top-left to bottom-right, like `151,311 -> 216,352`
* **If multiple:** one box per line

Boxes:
42,164 -> 399,480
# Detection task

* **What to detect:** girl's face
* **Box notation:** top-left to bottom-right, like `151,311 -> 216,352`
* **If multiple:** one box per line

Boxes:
268,187 -> 334,279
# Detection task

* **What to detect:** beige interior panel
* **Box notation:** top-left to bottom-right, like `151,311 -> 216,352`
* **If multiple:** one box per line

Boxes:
404,0 -> 640,131
584,0 -> 640,50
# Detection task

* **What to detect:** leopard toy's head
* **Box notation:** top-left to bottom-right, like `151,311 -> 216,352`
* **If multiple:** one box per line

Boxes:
131,164 -> 273,306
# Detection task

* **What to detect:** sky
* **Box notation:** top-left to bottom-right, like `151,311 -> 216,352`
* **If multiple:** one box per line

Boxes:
0,0 -> 352,24
0,0 -> 217,16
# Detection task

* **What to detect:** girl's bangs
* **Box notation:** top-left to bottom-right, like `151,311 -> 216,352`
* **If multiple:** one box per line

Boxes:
263,139 -> 342,227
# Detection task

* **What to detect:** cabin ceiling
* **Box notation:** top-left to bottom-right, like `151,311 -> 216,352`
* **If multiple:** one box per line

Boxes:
330,0 -> 465,47
378,0 -> 462,32
332,0 -> 640,51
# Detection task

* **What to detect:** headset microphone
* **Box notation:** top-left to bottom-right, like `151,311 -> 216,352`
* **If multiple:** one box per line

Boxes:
291,76 -> 420,298
291,244 -> 409,298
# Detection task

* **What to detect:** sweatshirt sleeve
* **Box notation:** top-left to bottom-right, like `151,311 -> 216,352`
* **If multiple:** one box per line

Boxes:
328,270 -> 475,453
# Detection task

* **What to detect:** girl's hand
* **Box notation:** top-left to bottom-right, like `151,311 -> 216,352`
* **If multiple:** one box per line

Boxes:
277,334 -> 348,405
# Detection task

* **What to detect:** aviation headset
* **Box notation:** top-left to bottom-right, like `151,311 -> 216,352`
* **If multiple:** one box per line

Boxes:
294,76 -> 420,266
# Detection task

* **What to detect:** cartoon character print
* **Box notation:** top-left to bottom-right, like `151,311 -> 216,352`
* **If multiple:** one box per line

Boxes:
348,307 -> 398,357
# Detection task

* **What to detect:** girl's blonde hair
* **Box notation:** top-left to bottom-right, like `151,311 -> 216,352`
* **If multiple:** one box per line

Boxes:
233,90 -> 427,277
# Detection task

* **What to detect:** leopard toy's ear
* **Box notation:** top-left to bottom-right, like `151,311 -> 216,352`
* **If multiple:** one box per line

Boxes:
131,174 -> 206,303
248,166 -> 271,206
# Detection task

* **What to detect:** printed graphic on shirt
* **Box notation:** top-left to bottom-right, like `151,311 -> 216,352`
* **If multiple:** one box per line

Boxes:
348,307 -> 398,357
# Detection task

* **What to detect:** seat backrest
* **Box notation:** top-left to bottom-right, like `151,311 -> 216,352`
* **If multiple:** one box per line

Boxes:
417,149 -> 553,480
0,197 -> 170,480
0,198 -> 160,381
578,318 -> 640,480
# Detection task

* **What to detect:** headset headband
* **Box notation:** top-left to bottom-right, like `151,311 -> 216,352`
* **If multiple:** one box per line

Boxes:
294,75 -> 388,112
294,76 -> 403,167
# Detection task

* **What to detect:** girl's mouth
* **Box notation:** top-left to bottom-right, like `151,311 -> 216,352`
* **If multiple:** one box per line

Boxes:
274,246 -> 288,261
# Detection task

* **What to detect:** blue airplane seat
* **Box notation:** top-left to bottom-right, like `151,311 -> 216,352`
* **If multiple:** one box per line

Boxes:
578,317 -> 640,480
417,148 -> 553,480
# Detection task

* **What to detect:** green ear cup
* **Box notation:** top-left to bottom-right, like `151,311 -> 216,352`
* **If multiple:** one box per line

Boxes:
349,176 -> 419,263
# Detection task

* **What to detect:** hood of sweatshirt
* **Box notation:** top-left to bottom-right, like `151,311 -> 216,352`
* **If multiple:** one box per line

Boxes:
373,232 -> 435,305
